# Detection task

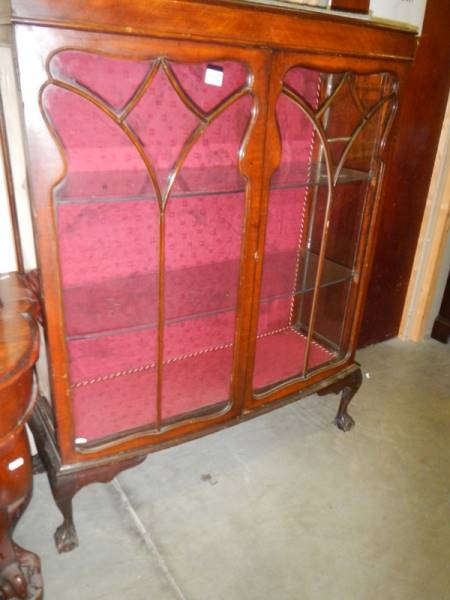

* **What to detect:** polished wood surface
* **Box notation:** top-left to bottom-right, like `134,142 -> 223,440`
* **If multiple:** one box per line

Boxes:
7,0 -> 415,552
0,273 -> 42,599
330,0 -> 369,13
5,0 -> 416,59
359,0 -> 450,347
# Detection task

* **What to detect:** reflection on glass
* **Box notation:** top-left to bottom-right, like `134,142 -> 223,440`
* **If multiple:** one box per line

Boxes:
45,51 -> 251,441
254,67 -> 396,393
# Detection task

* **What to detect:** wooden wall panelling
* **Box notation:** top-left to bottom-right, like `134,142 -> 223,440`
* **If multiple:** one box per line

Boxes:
399,92 -> 450,341
358,0 -> 450,347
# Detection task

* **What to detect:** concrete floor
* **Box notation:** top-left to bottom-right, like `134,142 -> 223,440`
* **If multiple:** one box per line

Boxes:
15,338 -> 450,600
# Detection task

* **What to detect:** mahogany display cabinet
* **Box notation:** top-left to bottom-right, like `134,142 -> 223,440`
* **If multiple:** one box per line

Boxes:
1,0 -> 416,552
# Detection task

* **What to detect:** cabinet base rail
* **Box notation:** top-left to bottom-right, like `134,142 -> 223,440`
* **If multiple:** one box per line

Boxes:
30,364 -> 361,553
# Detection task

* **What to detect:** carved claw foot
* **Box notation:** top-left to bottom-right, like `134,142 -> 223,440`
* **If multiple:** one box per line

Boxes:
44,454 -> 145,553
0,563 -> 27,600
0,547 -> 43,600
334,411 -> 355,432
318,367 -> 362,432
55,521 -> 79,554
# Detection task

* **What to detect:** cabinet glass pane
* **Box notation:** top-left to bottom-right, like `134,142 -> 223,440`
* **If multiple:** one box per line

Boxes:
44,51 -> 251,441
254,66 -> 396,393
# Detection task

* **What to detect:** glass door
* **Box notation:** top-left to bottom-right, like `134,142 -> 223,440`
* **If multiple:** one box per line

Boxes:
252,65 -> 397,394
43,50 -> 252,443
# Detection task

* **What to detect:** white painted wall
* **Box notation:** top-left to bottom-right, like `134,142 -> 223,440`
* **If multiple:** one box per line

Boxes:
0,46 -> 48,446
0,142 -> 17,272
0,46 -> 36,274
370,0 -> 427,31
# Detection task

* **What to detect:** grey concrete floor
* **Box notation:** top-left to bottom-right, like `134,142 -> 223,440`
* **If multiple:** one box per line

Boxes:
15,338 -> 450,600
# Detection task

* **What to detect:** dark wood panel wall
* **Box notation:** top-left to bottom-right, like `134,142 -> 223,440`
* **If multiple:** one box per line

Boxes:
330,0 -> 369,13
359,0 -> 450,347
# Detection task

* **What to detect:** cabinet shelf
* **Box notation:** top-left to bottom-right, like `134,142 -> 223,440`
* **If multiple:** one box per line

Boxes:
55,163 -> 370,205
71,326 -> 337,442
63,249 -> 353,339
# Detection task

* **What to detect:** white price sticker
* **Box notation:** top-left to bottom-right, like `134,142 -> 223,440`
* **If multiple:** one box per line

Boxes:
205,65 -> 224,87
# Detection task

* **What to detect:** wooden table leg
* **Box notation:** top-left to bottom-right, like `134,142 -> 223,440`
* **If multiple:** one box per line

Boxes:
0,272 -> 43,599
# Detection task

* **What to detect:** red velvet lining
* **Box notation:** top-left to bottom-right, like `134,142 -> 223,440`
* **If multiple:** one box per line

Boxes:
71,327 -> 333,441
45,54 -> 339,442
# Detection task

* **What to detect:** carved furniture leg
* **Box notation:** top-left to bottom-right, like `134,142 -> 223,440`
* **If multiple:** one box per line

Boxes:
0,435 -> 43,600
1,273 -> 43,600
48,475 -> 79,554
46,454 -> 146,554
30,394 -> 146,553
0,508 -> 27,600
318,367 -> 363,432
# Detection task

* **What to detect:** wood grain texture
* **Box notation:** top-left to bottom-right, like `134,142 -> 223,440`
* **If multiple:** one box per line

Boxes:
8,0 -> 416,60
11,1 -> 412,463
0,273 -> 42,600
0,273 -> 39,387
330,0 -> 369,14
359,0 -> 450,347
9,0 -> 415,554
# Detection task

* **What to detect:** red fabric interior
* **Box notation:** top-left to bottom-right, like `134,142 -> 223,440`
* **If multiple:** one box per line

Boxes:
46,53 -> 338,442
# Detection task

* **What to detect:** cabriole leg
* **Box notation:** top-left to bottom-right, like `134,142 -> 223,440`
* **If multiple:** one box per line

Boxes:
318,367 -> 363,432
49,476 -> 79,554
0,451 -> 43,600
43,455 -> 146,554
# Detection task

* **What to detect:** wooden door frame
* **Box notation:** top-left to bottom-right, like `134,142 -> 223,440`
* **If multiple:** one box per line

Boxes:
13,23 -> 272,464
243,50 -> 409,411
399,92 -> 450,341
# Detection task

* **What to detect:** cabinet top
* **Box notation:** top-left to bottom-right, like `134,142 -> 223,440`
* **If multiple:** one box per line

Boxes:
0,273 -> 39,390
1,0 -> 416,61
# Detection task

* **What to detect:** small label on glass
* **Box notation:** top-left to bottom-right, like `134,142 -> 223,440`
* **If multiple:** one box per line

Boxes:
205,65 -> 224,87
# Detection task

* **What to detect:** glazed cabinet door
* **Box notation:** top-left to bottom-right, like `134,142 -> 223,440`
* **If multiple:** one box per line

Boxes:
249,53 -> 398,403
15,26 -> 268,453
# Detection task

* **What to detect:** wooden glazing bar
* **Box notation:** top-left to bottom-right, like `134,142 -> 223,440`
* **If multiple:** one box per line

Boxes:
156,211 -> 165,431
333,93 -> 395,185
43,77 -> 163,207
119,60 -> 161,121
281,85 -> 335,374
293,73 -> 331,345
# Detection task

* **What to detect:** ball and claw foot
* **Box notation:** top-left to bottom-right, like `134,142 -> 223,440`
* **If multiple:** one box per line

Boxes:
55,521 -> 79,554
0,563 -> 27,600
319,367 -> 362,433
0,545 -> 43,600
334,411 -> 355,432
